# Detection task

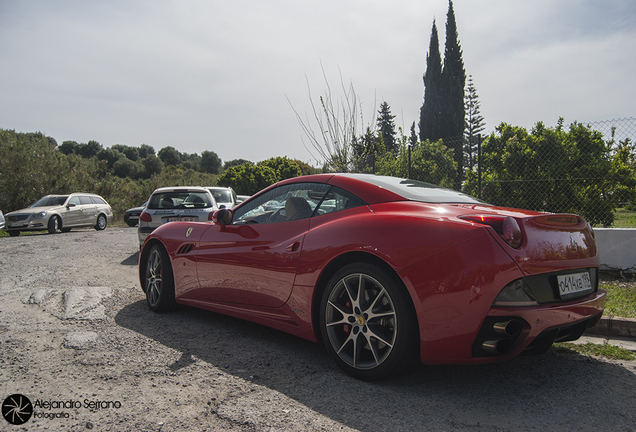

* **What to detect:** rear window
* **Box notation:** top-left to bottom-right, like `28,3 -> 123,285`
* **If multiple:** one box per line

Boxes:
148,191 -> 214,209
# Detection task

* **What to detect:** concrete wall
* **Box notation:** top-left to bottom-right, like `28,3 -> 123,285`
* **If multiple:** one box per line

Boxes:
593,228 -> 636,273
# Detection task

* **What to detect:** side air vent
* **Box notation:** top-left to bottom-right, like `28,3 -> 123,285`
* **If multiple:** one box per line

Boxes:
177,243 -> 195,255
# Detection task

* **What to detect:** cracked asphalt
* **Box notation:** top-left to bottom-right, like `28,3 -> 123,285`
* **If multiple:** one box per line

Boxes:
1,227 -> 635,431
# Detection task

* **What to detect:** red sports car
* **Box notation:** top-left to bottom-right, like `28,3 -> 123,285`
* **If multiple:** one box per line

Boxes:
139,174 -> 606,380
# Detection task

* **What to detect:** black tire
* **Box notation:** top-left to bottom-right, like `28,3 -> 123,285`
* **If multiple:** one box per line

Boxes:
142,244 -> 176,312
94,214 -> 107,230
8,231 -> 20,237
320,263 -> 418,380
47,216 -> 61,234
126,221 -> 137,227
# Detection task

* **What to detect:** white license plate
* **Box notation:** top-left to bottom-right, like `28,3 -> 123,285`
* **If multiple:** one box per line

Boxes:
129,215 -> 139,220
164,217 -> 196,222
557,272 -> 592,298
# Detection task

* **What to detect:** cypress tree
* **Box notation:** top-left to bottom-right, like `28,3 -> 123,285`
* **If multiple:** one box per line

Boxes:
419,20 -> 443,143
441,0 -> 466,188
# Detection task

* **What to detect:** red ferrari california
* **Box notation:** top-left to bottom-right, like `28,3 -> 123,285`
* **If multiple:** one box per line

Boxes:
139,174 -> 606,380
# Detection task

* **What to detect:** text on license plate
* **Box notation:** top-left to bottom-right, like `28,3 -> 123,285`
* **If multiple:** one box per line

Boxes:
164,217 -> 196,222
557,272 -> 592,297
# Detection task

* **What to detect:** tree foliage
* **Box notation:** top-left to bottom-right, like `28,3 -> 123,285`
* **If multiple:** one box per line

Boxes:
464,75 -> 485,171
375,138 -> 457,188
377,102 -> 397,157
463,121 -> 635,226
259,157 -> 302,181
419,20 -> 443,143
217,163 -> 278,195
419,1 -> 465,189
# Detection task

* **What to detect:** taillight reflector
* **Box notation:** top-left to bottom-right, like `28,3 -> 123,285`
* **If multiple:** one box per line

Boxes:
140,211 -> 152,222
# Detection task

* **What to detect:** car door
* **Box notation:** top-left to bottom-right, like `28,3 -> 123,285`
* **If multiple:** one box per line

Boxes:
189,182 -> 330,308
79,195 -> 98,225
62,196 -> 83,226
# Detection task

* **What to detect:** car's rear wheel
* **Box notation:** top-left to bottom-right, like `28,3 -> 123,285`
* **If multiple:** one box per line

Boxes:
320,263 -> 418,380
94,214 -> 107,230
48,216 -> 61,234
143,244 -> 176,312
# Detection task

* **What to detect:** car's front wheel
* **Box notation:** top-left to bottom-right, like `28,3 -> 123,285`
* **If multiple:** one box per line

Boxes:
143,244 -> 176,312
320,263 -> 418,380
48,216 -> 61,234
94,214 -> 107,230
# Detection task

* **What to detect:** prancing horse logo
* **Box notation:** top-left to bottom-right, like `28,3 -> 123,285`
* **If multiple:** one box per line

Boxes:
186,227 -> 193,238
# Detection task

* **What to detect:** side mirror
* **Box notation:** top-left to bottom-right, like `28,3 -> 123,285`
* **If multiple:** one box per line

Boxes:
213,208 -> 233,225
66,203 -> 76,209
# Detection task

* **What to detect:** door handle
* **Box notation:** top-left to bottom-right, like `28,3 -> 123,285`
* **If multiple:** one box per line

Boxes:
285,241 -> 301,252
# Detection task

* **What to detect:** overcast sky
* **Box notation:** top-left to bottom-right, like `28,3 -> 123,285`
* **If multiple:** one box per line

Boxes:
1,0 -> 634,166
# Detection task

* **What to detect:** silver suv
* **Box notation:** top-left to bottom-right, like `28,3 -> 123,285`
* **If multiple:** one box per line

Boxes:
3,193 -> 113,236
138,186 -> 218,247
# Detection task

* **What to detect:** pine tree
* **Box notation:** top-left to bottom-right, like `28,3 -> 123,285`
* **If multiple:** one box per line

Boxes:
441,0 -> 466,189
419,20 -> 443,143
377,101 -> 397,157
464,75 -> 485,170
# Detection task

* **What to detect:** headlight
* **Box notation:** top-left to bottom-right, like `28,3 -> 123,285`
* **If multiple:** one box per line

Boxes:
31,211 -> 47,220
492,279 -> 538,307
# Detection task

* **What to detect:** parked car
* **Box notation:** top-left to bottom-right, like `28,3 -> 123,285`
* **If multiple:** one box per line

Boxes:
236,194 -> 251,204
138,174 -> 605,380
124,201 -> 147,227
3,193 -> 113,236
138,186 -> 218,247
204,186 -> 237,209
0,210 -> 5,230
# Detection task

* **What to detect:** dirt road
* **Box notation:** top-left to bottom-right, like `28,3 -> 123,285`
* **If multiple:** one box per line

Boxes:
1,227 -> 635,431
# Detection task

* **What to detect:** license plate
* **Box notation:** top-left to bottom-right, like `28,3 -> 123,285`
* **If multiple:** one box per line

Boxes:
9,222 -> 25,228
164,217 -> 196,222
557,272 -> 592,298
129,215 -> 139,220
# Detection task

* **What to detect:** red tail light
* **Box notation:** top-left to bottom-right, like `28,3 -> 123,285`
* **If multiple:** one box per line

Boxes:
140,211 -> 152,222
459,215 -> 523,249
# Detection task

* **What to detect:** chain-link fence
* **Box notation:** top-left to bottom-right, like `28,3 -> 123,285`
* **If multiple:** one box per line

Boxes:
386,118 -> 636,227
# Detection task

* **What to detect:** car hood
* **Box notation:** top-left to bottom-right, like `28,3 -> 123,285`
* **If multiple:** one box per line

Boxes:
6,205 -> 65,215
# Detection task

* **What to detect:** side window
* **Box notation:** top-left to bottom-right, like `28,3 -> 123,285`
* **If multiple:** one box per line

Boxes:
79,196 -> 93,205
68,196 -> 81,206
90,196 -> 106,205
233,183 -> 330,224
314,187 -> 366,216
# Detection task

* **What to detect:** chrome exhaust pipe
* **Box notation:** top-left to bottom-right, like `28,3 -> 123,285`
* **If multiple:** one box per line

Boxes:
482,339 -> 512,355
493,319 -> 522,336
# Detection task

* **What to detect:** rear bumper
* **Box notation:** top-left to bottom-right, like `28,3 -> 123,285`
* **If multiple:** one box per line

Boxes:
470,289 -> 606,361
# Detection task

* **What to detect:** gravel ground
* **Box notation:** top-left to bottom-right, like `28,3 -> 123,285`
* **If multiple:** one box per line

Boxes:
1,227 -> 635,431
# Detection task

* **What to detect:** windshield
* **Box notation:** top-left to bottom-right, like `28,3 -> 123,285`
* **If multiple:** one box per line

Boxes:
148,191 -> 214,209
30,196 -> 68,207
345,174 -> 484,204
